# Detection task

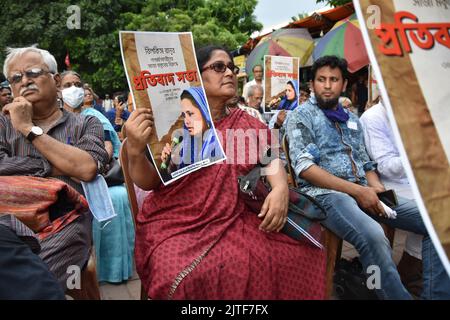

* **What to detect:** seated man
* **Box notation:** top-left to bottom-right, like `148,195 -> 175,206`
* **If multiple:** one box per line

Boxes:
239,84 -> 265,123
286,55 -> 450,299
360,99 -> 424,295
0,46 -> 109,290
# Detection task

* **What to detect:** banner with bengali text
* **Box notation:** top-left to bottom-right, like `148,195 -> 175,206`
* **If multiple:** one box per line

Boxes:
120,31 -> 226,185
263,55 -> 299,113
354,0 -> 450,275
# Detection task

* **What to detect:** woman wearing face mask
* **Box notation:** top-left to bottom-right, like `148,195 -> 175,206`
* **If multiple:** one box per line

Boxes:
60,72 -> 120,157
125,46 -> 326,299
160,86 -> 221,175
60,70 -> 135,284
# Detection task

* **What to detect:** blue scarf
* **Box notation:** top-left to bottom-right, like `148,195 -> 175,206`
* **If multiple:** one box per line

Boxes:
322,104 -> 350,123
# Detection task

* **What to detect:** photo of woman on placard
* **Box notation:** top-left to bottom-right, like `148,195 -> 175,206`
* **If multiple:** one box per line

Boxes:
269,79 -> 299,111
160,86 -> 221,175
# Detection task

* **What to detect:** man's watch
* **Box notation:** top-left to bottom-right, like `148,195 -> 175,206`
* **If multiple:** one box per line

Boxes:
26,126 -> 44,142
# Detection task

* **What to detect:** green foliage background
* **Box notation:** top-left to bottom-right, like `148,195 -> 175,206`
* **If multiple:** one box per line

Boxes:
0,0 -> 262,96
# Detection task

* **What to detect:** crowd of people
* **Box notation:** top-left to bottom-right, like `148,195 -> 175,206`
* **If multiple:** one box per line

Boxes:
0,44 -> 449,300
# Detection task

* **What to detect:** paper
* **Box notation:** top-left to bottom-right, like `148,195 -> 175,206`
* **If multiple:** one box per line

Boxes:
120,31 -> 226,185
263,55 -> 299,113
380,201 -> 397,219
354,0 -> 450,276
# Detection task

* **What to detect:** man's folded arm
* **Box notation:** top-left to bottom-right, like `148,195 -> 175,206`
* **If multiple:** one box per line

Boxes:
0,144 -> 52,177
31,116 -> 109,182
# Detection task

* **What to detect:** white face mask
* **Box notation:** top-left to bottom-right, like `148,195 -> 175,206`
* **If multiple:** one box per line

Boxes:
61,86 -> 85,109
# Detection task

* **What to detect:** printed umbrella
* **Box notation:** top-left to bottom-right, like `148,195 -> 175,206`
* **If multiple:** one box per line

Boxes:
313,14 -> 369,73
245,28 -> 315,80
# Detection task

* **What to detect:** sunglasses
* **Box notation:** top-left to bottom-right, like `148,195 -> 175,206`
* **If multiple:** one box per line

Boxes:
202,62 -> 240,75
8,68 -> 51,85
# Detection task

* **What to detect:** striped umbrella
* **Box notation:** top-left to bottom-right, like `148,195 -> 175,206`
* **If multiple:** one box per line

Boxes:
313,14 -> 369,73
245,28 -> 315,80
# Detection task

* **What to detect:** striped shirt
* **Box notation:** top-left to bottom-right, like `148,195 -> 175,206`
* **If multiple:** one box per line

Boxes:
0,108 -> 109,194
0,108 -> 107,287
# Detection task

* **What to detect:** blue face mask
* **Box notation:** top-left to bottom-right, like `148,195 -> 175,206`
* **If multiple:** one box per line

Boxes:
81,175 -> 116,223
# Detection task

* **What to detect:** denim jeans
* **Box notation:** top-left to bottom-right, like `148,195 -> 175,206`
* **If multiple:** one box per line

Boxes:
315,192 -> 450,300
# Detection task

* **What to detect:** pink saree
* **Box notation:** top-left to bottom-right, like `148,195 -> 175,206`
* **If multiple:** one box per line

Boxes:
135,108 -> 326,299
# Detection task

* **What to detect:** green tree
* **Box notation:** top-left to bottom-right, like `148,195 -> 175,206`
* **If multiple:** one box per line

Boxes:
0,0 -> 262,95
125,0 -> 262,50
0,0 -> 143,95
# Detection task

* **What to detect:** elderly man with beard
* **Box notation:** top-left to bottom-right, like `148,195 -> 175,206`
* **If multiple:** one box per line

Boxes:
0,46 -> 109,293
286,55 -> 450,300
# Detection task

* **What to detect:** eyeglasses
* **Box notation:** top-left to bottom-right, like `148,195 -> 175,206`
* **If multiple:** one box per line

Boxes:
8,68 -> 51,85
202,62 -> 240,75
